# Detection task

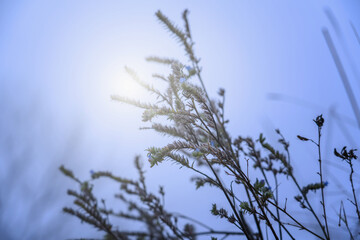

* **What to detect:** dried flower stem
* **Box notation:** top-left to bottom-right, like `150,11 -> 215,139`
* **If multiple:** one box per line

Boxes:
317,124 -> 330,239
348,160 -> 360,220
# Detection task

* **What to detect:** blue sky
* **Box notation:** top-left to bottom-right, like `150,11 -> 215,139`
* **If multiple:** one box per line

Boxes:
0,1 -> 360,239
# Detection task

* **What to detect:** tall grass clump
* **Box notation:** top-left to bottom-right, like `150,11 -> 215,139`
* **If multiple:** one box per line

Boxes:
61,10 -> 359,240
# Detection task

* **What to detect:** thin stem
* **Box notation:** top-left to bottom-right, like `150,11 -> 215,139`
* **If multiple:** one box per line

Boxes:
204,155 -> 253,239
246,184 -> 280,240
317,126 -> 330,239
339,201 -> 355,240
203,100 -> 265,240
188,114 -> 251,238
244,186 -> 264,240
231,169 -> 279,240
274,175 -> 283,240
290,174 -> 327,238
265,193 -> 325,240
263,204 -> 295,240
240,173 -> 325,239
194,230 -> 244,236
349,160 -> 360,221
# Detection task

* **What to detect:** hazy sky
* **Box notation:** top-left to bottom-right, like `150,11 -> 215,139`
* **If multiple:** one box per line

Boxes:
1,1 -> 360,239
